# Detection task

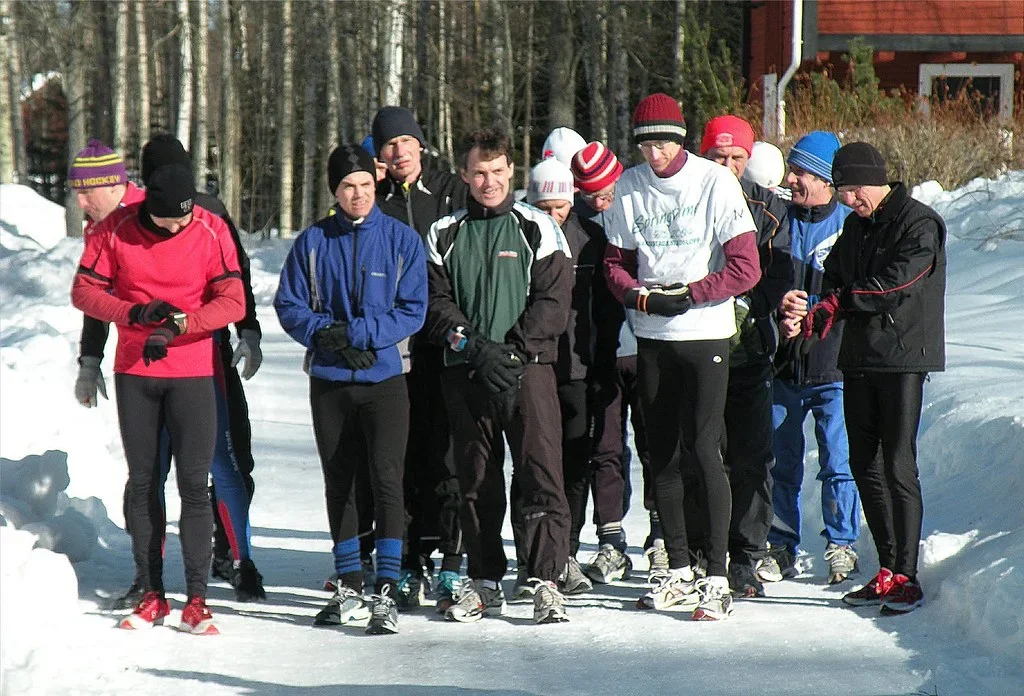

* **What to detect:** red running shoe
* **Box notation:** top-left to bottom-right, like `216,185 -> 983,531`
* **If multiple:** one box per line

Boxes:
842,568 -> 895,607
118,591 -> 171,630
880,574 -> 925,614
179,596 -> 219,635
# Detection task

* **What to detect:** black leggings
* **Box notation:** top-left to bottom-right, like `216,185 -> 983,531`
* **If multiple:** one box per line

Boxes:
637,338 -> 731,577
309,376 -> 408,545
115,374 -> 216,599
844,372 -> 926,577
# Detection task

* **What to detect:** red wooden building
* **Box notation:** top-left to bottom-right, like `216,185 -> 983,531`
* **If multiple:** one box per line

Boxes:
748,0 -> 1024,124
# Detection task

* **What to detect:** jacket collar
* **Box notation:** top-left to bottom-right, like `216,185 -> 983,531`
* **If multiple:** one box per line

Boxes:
864,183 -> 904,226
792,195 -> 838,223
330,204 -> 381,235
467,192 -> 514,219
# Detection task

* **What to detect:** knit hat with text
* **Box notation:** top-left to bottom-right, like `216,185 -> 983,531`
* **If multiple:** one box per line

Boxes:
328,145 -> 377,193
527,158 -> 575,205
371,107 -> 426,157
571,141 -> 623,193
632,93 -> 687,144
832,142 -> 888,188
541,127 -> 587,167
787,131 -> 842,184
699,115 -> 754,157
68,139 -> 127,190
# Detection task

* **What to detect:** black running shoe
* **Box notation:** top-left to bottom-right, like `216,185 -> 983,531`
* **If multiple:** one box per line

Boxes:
233,559 -> 266,602
107,580 -> 145,611
211,553 -> 237,584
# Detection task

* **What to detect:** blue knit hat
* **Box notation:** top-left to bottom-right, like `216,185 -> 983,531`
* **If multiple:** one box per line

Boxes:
787,131 -> 842,184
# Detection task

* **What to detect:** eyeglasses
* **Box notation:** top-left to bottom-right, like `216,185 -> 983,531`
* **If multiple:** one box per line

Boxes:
638,140 -> 674,153
581,189 -> 615,204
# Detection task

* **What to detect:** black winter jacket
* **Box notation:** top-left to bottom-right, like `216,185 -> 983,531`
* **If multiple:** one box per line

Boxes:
731,179 -> 793,368
375,165 -> 467,240
823,183 -> 946,373
554,211 -> 620,383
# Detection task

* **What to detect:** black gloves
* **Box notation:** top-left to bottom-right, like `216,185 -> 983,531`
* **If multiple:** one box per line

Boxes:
624,284 -> 693,317
316,322 -> 376,371
129,299 -> 179,325
315,322 -> 350,354
338,346 -> 377,371
142,318 -> 182,365
464,334 -> 526,394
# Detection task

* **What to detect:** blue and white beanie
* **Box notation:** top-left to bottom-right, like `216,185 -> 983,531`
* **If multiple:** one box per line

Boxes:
787,131 -> 842,184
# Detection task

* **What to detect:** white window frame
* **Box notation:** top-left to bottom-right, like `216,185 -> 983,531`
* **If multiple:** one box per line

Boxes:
919,63 -> 1014,122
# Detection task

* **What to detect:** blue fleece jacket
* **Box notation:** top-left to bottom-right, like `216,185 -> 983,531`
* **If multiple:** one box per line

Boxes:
274,205 -> 427,383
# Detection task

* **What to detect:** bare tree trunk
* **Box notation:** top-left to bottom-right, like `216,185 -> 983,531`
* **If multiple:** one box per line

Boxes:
220,0 -> 240,220
319,0 -> 340,214
4,0 -> 26,180
383,0 -> 404,105
65,3 -> 89,237
112,0 -> 129,155
193,0 -> 207,185
673,0 -> 686,96
609,1 -> 630,158
582,1 -> 608,143
0,0 -> 13,184
175,0 -> 192,149
278,0 -> 294,236
300,54 -> 318,229
437,0 -> 453,167
135,0 -> 150,148
547,0 -> 575,131
521,1 -> 534,188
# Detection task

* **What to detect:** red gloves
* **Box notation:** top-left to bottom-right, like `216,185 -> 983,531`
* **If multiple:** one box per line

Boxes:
802,293 -> 842,340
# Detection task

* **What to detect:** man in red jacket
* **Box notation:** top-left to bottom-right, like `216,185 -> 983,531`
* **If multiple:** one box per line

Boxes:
72,163 -> 245,635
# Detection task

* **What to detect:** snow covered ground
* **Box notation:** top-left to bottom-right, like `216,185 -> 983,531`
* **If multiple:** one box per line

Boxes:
1,174 -> 1022,695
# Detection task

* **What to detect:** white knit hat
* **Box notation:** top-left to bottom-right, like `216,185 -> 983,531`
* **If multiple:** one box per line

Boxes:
743,141 -> 786,190
527,158 -> 575,204
541,127 -> 587,167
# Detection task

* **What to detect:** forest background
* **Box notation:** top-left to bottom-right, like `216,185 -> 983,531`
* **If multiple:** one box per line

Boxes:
0,0 -> 1020,239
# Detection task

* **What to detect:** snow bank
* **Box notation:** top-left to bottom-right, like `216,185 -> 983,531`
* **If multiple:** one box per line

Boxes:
0,527 -> 79,696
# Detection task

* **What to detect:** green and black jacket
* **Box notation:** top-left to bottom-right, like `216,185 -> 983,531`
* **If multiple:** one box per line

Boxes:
425,194 -> 573,366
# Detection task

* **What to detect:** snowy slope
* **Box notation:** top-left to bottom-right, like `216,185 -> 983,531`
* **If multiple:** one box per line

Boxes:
1,177 -> 1022,695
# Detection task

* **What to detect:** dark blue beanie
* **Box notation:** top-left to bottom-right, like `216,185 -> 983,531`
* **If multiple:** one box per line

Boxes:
787,131 -> 842,184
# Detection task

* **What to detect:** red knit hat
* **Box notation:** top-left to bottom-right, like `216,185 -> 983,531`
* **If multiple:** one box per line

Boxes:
571,142 -> 623,193
700,115 -> 754,157
632,93 -> 687,144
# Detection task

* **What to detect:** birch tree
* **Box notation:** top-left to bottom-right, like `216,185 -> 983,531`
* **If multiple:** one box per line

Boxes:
608,1 -> 631,158
135,0 -> 150,147
112,0 -> 128,154
3,0 -> 26,179
64,2 -> 90,238
219,0 -> 240,220
319,0 -> 341,215
382,0 -> 404,106
0,0 -> 13,183
175,0 -> 192,149
278,0 -> 294,236
193,0 -> 208,184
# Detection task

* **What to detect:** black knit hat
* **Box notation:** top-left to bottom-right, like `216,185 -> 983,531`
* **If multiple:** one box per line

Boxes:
141,134 -> 191,185
832,142 -> 888,188
327,145 -> 377,193
371,106 -> 426,157
146,164 -> 196,218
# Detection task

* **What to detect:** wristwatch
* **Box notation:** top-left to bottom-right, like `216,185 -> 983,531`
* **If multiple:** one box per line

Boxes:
171,312 -> 188,335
